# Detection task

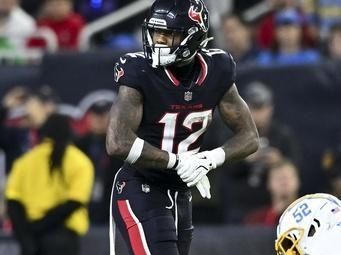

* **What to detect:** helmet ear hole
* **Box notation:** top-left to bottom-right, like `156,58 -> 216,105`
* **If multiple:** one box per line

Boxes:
308,218 -> 320,237
308,225 -> 316,237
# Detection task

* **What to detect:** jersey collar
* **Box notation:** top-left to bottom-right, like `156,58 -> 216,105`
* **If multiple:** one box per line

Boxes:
195,53 -> 208,86
164,67 -> 180,86
164,53 -> 208,87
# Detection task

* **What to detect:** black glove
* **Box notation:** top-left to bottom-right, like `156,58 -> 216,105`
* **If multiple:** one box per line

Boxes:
30,200 -> 82,235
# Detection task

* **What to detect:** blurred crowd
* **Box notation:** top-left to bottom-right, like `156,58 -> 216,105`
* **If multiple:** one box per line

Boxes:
0,0 -> 341,65
0,0 -> 141,62
216,0 -> 341,66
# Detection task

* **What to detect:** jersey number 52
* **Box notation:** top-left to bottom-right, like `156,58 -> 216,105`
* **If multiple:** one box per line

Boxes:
292,203 -> 312,223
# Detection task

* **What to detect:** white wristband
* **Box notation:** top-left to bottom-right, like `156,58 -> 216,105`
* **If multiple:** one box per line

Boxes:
167,152 -> 177,169
125,137 -> 144,164
210,147 -> 226,167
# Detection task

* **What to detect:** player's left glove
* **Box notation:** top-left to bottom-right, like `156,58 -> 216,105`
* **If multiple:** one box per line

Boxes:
178,148 -> 225,187
195,175 -> 211,199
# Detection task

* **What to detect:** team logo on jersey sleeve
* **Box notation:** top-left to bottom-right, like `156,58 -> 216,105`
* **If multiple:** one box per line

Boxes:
114,63 -> 125,82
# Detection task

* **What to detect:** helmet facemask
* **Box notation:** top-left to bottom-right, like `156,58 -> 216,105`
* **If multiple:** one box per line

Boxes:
143,21 -> 208,67
275,228 -> 304,255
143,23 -> 184,67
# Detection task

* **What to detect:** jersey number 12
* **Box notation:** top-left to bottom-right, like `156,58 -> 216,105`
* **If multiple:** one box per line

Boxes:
159,109 -> 212,153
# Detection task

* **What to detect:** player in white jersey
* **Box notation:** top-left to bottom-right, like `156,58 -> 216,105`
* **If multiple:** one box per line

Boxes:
275,193 -> 341,255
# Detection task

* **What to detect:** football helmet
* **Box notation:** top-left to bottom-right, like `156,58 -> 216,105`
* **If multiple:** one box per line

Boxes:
142,0 -> 211,67
275,193 -> 341,255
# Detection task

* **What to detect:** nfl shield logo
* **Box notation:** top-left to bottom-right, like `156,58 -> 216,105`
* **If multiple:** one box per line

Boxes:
142,184 -> 150,193
184,91 -> 192,101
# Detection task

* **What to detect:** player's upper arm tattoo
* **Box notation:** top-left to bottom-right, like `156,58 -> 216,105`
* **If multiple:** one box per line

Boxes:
218,84 -> 259,163
106,85 -> 169,169
219,84 -> 253,132
106,85 -> 143,157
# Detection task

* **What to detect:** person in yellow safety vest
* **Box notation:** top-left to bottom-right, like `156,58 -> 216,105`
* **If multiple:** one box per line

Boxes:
6,113 -> 94,255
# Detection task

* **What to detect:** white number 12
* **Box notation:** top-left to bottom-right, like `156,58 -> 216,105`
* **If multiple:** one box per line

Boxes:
159,109 -> 212,153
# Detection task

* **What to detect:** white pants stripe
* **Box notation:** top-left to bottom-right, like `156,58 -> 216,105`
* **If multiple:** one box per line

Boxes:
109,168 -> 122,255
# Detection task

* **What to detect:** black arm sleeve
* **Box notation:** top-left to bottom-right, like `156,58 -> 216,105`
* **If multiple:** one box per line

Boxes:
7,199 -> 31,237
30,200 -> 82,234
6,199 -> 38,255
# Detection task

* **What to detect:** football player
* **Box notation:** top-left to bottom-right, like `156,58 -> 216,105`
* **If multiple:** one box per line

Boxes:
275,193 -> 341,255
106,0 -> 259,254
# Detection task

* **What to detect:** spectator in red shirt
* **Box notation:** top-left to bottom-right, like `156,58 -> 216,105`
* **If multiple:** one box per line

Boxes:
256,0 -> 315,49
257,8 -> 321,66
244,158 -> 300,227
37,0 -> 85,50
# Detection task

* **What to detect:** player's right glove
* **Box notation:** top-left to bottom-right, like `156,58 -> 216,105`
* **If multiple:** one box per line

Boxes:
168,151 -> 213,182
175,153 -> 216,187
167,148 -> 225,188
178,148 -> 226,187
167,152 -> 211,199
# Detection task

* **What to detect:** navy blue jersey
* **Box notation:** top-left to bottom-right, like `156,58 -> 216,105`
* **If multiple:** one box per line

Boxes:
113,49 -> 236,189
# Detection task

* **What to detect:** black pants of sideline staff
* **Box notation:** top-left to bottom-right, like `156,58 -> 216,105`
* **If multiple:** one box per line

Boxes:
22,227 -> 79,255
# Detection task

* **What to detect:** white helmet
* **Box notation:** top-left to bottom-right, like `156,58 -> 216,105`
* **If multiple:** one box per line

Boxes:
275,193 -> 341,255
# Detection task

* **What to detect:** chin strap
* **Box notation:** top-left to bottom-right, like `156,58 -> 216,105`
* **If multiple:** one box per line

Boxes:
151,44 -> 177,67
150,37 -> 214,68
199,37 -> 214,48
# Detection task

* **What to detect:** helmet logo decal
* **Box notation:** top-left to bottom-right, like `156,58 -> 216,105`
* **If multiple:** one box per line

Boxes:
188,2 -> 208,32
114,63 -> 125,82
